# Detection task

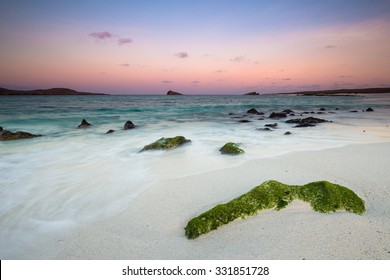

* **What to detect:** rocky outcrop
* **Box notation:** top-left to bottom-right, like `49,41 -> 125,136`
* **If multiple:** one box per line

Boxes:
140,136 -> 191,152
243,92 -> 259,95
219,142 -> 244,155
366,107 -> 374,112
0,128 -> 41,141
77,119 -> 91,128
167,90 -> 183,95
265,123 -> 278,128
124,121 -> 135,130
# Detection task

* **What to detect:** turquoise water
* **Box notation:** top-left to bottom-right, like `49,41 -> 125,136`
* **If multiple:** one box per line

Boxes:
1,94 -> 390,258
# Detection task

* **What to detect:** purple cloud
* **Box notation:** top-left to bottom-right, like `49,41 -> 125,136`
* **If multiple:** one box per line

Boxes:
282,78 -> 291,81
89,31 -> 113,40
175,52 -> 189,58
162,80 -> 173,83
118,38 -> 133,45
191,80 -> 200,84
326,45 -> 336,49
120,63 -> 130,67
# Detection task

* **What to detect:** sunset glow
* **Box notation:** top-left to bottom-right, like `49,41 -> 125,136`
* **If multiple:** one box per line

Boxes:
1,0 -> 390,94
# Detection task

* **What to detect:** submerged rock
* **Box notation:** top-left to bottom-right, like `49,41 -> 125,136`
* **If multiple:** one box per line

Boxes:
281,109 -> 294,114
106,129 -> 115,134
247,108 -> 263,115
284,131 -> 292,135
219,142 -> 244,155
269,112 -> 287,119
366,107 -> 374,112
0,129 -> 41,141
265,123 -> 278,128
185,180 -> 365,239
286,117 -> 330,127
124,120 -> 135,130
78,119 -> 91,128
238,119 -> 251,123
256,127 -> 272,131
140,136 -> 191,152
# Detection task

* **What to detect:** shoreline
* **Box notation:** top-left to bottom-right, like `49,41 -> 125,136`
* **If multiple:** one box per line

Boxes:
29,141 -> 390,260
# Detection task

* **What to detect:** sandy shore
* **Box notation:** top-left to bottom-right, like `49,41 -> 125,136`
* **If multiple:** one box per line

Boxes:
43,142 -> 390,259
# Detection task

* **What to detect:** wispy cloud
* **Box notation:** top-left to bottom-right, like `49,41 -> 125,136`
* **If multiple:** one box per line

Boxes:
89,31 -> 113,40
120,63 -> 130,67
230,56 -> 245,62
191,80 -> 200,84
325,45 -> 336,49
282,78 -> 291,81
214,69 -> 227,73
118,38 -> 132,45
175,52 -> 189,58
162,80 -> 173,83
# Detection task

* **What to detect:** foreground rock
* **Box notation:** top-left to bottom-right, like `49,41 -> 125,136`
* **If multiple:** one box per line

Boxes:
219,142 -> 245,155
124,121 -> 135,130
0,128 -> 41,141
140,136 -> 191,152
286,117 -> 330,127
185,180 -> 365,239
77,119 -> 91,128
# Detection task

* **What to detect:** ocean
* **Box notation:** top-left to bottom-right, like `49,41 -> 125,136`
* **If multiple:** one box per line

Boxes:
1,94 -> 390,258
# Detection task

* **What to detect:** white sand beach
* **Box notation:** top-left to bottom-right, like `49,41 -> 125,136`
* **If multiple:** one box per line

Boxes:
35,141 -> 390,260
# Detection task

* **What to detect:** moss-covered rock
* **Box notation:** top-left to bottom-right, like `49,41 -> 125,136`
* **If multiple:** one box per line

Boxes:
140,136 -> 191,152
185,180 -> 365,239
219,142 -> 244,155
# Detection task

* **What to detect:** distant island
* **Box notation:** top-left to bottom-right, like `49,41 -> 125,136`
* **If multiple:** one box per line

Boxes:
279,87 -> 390,96
167,90 -> 183,95
0,87 -> 107,95
243,91 -> 260,95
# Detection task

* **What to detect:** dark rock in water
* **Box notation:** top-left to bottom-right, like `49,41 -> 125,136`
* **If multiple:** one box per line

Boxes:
317,112 -> 324,114
350,110 -> 358,113
289,113 -> 296,116
0,129 -> 41,141
228,112 -> 235,115
286,117 -> 330,128
247,108 -> 263,114
269,112 -> 287,119
167,90 -> 183,95
238,120 -> 251,123
257,127 -> 272,131
320,108 -> 326,111
106,129 -> 115,134
124,120 -> 135,130
243,91 -> 259,95
335,108 -> 339,110
78,119 -> 91,128
281,109 -> 294,114
258,118 -> 264,120
265,123 -> 278,128
284,131 -> 292,135
140,136 -> 191,152
219,142 -> 244,155
366,107 -> 374,112
0,127 -> 2,131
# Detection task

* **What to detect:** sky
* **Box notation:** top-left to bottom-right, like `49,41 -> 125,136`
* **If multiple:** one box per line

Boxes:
1,0 -> 390,95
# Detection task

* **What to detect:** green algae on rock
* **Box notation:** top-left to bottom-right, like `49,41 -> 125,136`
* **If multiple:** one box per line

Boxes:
185,180 -> 365,239
140,136 -> 191,152
219,142 -> 244,155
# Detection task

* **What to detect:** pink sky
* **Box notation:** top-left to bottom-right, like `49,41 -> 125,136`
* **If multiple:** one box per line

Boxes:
1,1 -> 390,94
